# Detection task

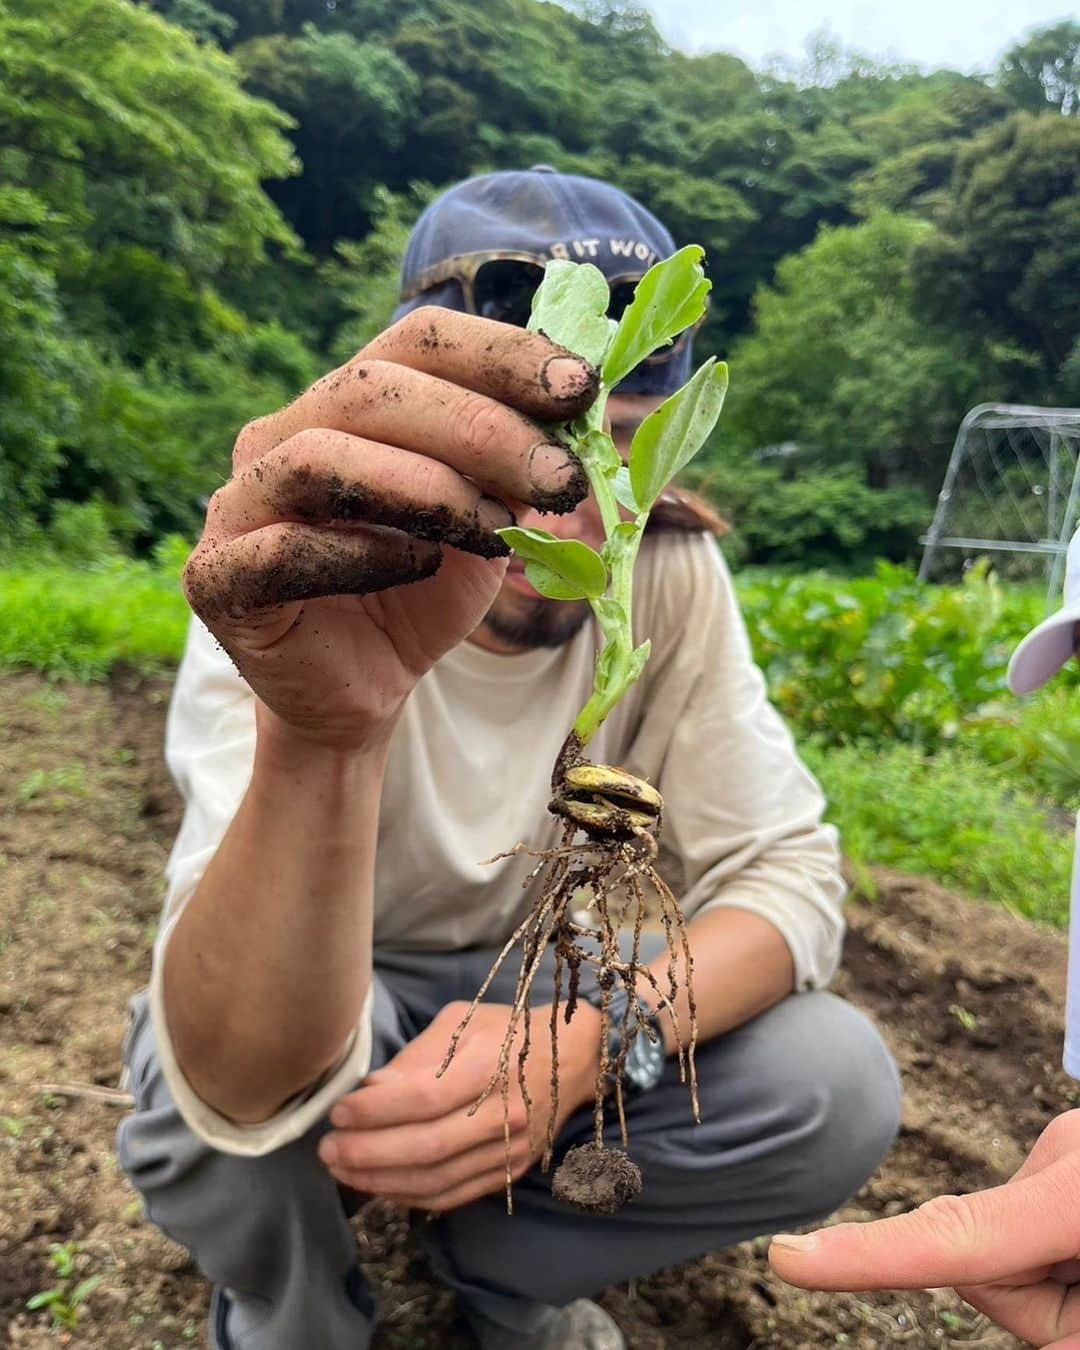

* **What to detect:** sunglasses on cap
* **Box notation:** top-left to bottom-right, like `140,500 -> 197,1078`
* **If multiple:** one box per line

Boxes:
399,250 -> 706,367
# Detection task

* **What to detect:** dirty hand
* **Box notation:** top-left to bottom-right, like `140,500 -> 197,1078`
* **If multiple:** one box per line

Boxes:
318,1000 -> 601,1212
769,1108 -> 1080,1348
182,308 -> 596,749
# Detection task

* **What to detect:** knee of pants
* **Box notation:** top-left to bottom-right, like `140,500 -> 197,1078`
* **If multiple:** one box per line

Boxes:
748,993 -> 902,1224
116,1007 -> 350,1299
118,1081 -> 343,1298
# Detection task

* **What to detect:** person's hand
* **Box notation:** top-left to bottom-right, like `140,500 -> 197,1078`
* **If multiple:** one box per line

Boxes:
182,308 -> 597,751
317,999 -> 602,1212
768,1109 -> 1080,1348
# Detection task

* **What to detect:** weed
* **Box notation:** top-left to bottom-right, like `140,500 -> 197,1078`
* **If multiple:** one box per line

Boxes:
26,1242 -> 102,1332
948,1004 -> 979,1033
0,552 -> 189,681
805,741 -> 1072,925
16,764 -> 89,806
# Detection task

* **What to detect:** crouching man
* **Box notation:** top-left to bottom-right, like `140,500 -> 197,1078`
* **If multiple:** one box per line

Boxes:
117,169 -> 901,1350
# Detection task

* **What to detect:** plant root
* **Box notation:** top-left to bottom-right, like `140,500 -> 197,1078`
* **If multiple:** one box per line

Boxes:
439,741 -> 698,1216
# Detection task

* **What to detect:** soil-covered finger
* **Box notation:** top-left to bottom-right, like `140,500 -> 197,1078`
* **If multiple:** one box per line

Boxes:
209,430 -> 515,559
238,368 -> 586,515
183,522 -> 442,621
361,306 -> 599,424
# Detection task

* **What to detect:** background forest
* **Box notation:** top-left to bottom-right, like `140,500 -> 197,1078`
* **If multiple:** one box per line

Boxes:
3,0 -> 1079,567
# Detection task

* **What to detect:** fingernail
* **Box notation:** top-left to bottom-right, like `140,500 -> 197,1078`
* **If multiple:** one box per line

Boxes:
770,1233 -> 819,1253
329,1105 -> 350,1128
542,355 -> 597,403
528,442 -> 587,502
318,1136 -> 339,1166
476,495 -> 515,532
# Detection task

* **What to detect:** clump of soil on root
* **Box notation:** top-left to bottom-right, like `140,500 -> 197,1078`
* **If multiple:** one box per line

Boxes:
553,1143 -> 642,1214
439,734 -> 698,1215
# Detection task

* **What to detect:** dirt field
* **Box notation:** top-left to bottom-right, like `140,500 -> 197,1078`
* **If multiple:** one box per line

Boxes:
2,670 -> 1076,1348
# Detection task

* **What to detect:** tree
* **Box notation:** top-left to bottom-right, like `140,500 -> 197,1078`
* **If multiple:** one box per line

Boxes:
999,21 -> 1080,117
913,112 -> 1080,380
0,0 -> 311,543
850,74 -> 1011,216
723,214 -> 985,491
237,24 -> 419,250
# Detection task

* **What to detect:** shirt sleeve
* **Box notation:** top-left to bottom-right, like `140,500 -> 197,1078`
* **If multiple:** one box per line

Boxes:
150,617 -> 373,1156
635,535 -> 847,990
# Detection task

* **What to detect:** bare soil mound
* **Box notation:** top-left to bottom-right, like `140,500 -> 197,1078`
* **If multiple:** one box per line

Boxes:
1,672 -> 1073,1348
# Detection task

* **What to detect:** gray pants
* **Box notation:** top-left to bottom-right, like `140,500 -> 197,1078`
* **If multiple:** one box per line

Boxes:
117,938 -> 901,1349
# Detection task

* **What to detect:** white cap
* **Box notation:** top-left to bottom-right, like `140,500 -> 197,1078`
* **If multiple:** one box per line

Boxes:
1008,526 -> 1080,695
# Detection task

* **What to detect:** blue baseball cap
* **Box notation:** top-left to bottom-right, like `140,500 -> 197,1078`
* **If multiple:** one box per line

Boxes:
393,167 -> 696,395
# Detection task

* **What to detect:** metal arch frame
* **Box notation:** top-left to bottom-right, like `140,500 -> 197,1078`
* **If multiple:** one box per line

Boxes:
918,403 -> 1080,604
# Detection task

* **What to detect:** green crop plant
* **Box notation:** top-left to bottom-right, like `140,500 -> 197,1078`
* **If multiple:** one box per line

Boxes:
440,250 -> 727,1215
26,1242 -> 102,1332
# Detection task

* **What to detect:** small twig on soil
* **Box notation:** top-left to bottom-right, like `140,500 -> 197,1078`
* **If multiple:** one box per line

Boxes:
38,1082 -> 134,1107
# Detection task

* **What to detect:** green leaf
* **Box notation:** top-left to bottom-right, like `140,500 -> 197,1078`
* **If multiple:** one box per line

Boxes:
70,1276 -> 102,1305
603,246 -> 711,389
627,640 -> 651,686
629,358 -> 729,512
594,635 -> 626,694
601,520 -> 642,572
49,1245 -> 76,1278
496,526 -> 608,600
611,467 -> 640,514
575,429 -> 621,477
594,598 -> 628,634
27,1289 -> 64,1311
524,561 -> 590,601
527,260 -> 612,369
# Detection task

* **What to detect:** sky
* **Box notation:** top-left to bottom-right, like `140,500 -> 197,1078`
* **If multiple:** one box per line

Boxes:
636,0 -> 1078,74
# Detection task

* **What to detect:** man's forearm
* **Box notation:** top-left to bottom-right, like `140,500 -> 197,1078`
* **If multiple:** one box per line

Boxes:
645,906 -> 796,1055
163,708 -> 390,1123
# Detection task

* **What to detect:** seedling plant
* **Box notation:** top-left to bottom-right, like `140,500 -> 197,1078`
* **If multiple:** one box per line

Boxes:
26,1241 -> 102,1332
438,248 -> 728,1213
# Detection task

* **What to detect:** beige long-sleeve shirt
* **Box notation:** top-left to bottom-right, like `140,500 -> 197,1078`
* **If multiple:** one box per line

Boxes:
151,530 -> 846,1155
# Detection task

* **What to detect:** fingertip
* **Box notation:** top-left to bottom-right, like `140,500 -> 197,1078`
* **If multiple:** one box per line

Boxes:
770,1232 -> 821,1255
540,353 -> 600,409
768,1232 -> 822,1284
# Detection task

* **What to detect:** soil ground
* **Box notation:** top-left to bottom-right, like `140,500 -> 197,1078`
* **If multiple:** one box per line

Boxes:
2,670 -> 1075,1349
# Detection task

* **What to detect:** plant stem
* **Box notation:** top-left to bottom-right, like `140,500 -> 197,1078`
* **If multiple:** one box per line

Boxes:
569,385 -> 648,750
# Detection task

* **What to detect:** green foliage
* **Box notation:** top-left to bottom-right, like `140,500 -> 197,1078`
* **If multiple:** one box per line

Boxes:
629,359 -> 728,512
325,184 -> 436,362
707,461 -> 927,568
912,112 -> 1080,383
236,24 -> 419,250
602,245 -> 711,388
806,741 -> 1072,926
0,0 -> 314,546
722,213 -> 983,494
998,21 -> 1080,117
961,687 -> 1080,808
0,549 -> 190,680
736,561 -> 1051,749
528,260 -> 613,369
26,1243 -> 102,1332
2,0 -> 1078,570
497,528 -> 609,601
